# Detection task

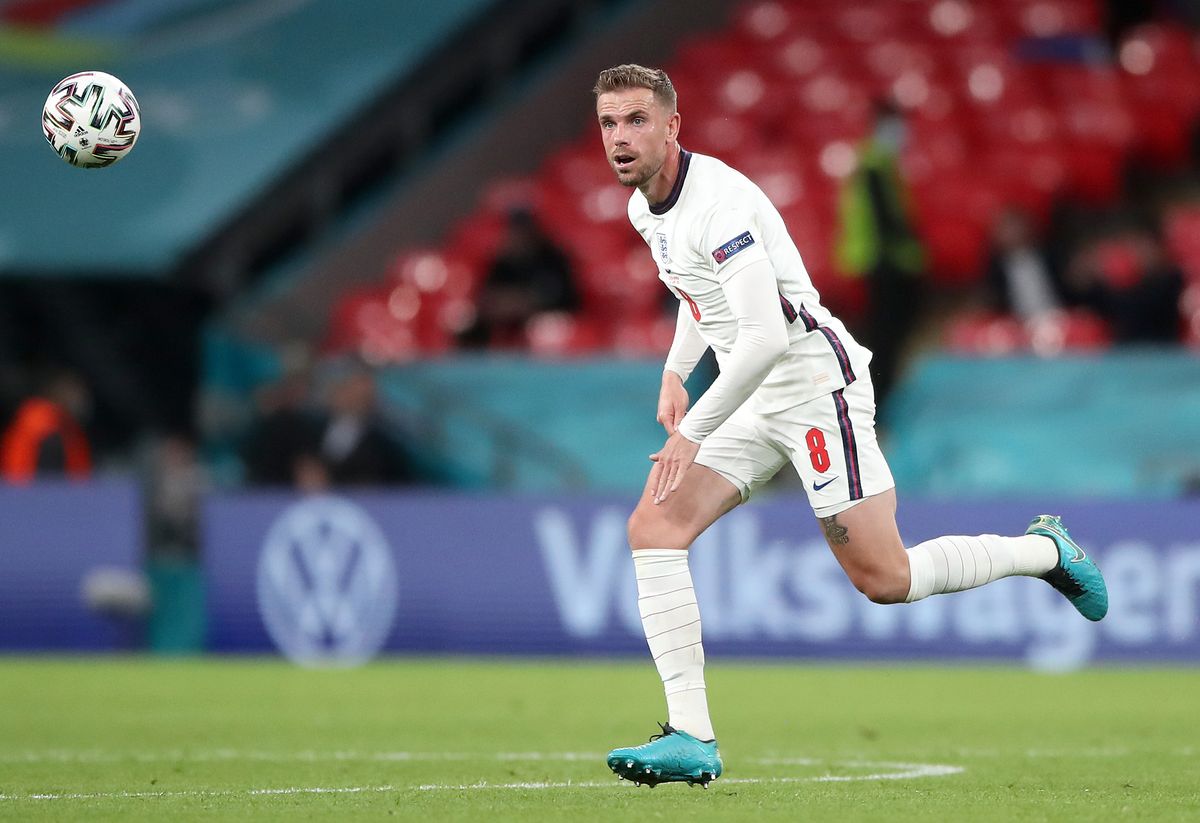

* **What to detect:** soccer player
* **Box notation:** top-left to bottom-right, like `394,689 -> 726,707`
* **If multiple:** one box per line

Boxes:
593,64 -> 1109,788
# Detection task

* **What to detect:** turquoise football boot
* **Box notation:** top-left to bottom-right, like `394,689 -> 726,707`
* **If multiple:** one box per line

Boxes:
1027,514 -> 1108,621
607,722 -> 722,788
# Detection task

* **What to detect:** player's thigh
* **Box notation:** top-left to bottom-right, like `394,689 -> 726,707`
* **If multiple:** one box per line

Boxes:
629,408 -> 782,550
692,403 -> 790,507
628,463 -> 742,550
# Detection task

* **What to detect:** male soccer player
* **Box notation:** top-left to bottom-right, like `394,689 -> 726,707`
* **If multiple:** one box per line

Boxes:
594,64 -> 1109,788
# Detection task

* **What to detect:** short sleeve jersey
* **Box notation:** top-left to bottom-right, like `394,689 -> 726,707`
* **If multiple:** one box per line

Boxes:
628,149 -> 872,412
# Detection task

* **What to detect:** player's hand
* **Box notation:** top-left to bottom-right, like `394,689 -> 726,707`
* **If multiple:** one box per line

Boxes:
657,371 -> 689,435
649,431 -> 701,505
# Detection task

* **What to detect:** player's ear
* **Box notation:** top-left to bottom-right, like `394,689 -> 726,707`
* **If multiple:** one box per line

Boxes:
666,110 -> 681,143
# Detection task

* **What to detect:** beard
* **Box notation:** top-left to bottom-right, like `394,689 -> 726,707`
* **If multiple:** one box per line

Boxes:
613,156 -> 660,188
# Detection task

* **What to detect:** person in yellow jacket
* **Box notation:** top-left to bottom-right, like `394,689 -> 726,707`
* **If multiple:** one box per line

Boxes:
836,100 -> 926,410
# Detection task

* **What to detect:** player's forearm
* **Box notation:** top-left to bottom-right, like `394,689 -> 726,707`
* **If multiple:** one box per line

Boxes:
663,304 -> 707,382
677,263 -> 789,443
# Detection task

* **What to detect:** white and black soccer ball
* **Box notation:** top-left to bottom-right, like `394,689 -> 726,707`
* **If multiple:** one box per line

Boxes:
42,70 -> 141,168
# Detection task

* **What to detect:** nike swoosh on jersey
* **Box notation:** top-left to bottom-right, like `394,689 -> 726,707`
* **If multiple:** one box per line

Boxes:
812,477 -> 838,491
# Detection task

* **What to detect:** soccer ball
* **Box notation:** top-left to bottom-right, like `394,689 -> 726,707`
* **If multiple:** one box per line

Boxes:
42,71 -> 141,168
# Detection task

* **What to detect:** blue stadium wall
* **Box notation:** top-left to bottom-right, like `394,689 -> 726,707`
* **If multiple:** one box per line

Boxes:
4,481 -> 1198,670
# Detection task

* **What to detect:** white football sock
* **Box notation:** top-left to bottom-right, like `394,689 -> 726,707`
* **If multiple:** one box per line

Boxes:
905,534 -> 1058,603
633,549 -> 715,741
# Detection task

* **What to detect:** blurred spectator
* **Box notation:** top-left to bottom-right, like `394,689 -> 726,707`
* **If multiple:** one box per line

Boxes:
241,369 -> 319,487
836,100 -> 926,408
983,207 -> 1073,323
1067,228 -> 1184,343
293,453 -> 333,494
1104,0 -> 1154,44
459,208 -> 580,349
146,434 -> 209,560
315,365 -> 412,486
0,367 -> 92,484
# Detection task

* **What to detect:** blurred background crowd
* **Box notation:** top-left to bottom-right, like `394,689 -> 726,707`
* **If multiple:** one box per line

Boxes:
2,0 -> 1200,566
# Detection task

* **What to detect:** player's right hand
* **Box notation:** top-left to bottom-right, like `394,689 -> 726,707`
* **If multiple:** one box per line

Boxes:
657,372 -> 689,434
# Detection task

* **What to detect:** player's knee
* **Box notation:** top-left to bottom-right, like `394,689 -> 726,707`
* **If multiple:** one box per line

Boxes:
627,507 -> 690,551
849,562 -> 909,605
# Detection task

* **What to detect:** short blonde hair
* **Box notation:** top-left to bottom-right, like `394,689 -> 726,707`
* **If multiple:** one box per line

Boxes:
592,63 -> 677,111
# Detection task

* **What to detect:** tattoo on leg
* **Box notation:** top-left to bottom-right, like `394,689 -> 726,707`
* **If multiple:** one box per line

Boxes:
821,515 -> 849,545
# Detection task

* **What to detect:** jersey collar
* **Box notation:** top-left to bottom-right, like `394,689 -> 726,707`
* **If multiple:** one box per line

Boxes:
648,148 -> 692,216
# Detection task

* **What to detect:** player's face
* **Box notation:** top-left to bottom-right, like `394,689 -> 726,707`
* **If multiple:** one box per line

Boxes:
596,88 -> 679,189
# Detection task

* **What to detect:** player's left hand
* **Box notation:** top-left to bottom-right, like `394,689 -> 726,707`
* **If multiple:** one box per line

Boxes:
649,431 -> 701,505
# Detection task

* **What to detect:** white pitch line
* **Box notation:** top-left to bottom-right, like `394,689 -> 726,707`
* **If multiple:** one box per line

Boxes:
416,761 -> 965,791
9,745 -> 1186,767
0,758 -> 964,801
0,750 -> 599,765
0,786 -> 403,802
0,750 -> 954,770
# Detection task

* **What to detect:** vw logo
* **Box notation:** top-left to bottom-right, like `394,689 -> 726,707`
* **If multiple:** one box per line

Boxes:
256,497 -> 398,667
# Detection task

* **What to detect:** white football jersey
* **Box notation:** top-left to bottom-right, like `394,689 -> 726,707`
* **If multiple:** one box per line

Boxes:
628,149 -> 872,412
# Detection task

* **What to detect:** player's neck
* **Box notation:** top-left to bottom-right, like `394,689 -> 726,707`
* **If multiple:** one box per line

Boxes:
641,144 -> 682,207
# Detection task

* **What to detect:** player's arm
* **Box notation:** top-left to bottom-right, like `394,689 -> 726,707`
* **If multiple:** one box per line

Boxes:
658,304 -> 707,434
675,258 -> 789,443
649,258 -> 789,503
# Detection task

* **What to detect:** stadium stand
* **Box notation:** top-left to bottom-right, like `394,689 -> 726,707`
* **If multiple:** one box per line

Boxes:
205,0 -> 1192,497
1,0 -> 637,448
319,0 -> 1200,363
8,0 -> 1196,492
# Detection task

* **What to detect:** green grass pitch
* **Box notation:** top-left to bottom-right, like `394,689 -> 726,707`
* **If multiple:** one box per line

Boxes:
0,658 -> 1197,821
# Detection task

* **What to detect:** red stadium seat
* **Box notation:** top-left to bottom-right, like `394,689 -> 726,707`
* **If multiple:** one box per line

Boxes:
914,170 -> 1003,283
921,0 -> 1008,43
527,313 -> 607,356
543,143 -> 611,196
1164,204 -> 1200,283
479,176 -> 540,214
945,312 -> 1028,354
1117,24 -> 1200,166
1011,0 -> 1103,38
610,314 -> 678,357
1182,284 -> 1200,347
687,109 -> 766,158
671,34 -> 759,94
445,211 -> 507,271
946,308 -> 1111,356
1061,143 -> 1124,204
771,33 -> 845,81
325,285 -> 422,364
919,217 -> 990,285
359,0 -> 1200,356
1030,309 -> 1112,354
976,145 -> 1066,220
1119,22 -> 1197,76
736,1 -> 798,44
738,151 -> 812,211
576,245 -> 663,324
